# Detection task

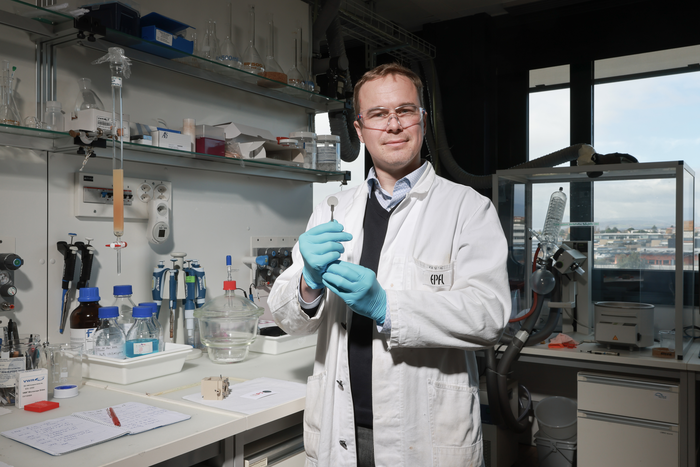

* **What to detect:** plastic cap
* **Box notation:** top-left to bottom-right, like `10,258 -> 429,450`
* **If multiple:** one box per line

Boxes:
132,306 -> 152,318
46,100 -> 62,109
78,287 -> 100,302
53,385 -> 79,399
224,280 -> 236,291
138,302 -> 159,316
226,255 -> 232,266
113,285 -> 133,295
99,306 -> 119,319
318,134 -> 340,142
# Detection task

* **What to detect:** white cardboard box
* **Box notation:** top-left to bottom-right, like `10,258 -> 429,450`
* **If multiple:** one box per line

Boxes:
153,130 -> 192,151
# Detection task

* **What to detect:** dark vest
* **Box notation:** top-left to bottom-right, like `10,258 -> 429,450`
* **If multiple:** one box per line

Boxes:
349,193 -> 395,429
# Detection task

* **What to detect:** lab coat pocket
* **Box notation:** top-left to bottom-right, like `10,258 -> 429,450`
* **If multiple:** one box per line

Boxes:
303,371 -> 327,461
411,259 -> 454,292
428,379 -> 482,466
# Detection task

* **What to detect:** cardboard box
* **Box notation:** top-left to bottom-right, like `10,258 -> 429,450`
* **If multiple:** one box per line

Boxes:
216,122 -> 304,165
16,368 -> 48,409
153,130 -> 191,151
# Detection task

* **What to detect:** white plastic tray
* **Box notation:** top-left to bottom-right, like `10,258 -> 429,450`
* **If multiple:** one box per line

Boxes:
249,333 -> 317,355
82,343 -> 193,384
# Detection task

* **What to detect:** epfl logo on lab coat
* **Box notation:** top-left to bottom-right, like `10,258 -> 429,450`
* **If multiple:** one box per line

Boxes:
430,274 -> 445,285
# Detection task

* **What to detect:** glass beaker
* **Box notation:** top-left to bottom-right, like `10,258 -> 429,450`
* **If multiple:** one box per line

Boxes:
217,3 -> 242,73
259,19 -> 286,87
241,5 -> 264,75
43,101 -> 64,131
43,343 -> 84,398
0,60 -> 21,126
74,78 -> 105,113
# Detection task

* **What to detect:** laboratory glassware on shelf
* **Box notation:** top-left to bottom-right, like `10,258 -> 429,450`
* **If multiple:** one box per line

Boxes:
43,101 -> 64,131
93,306 -> 126,358
194,255 -> 263,363
200,19 -> 220,71
0,60 -> 21,126
241,5 -> 264,75
74,78 -> 104,113
69,286 -> 101,355
258,18 -> 286,88
287,29 -> 305,89
92,47 -> 131,275
125,306 -> 160,357
217,3 -> 242,73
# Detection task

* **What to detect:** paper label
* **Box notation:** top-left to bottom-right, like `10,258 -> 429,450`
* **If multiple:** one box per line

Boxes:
132,342 -> 153,355
0,358 -> 26,388
111,76 -> 122,87
70,327 -> 96,353
95,345 -> 125,359
155,29 -> 173,46
241,389 -> 277,400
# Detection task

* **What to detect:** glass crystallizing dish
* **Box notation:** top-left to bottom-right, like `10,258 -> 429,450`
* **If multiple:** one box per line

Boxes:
194,281 -> 264,363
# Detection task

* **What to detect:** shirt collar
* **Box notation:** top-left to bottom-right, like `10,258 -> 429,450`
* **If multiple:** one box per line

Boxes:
366,161 -> 429,206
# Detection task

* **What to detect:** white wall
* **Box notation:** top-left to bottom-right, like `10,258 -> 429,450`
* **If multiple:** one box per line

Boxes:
0,0 -> 316,345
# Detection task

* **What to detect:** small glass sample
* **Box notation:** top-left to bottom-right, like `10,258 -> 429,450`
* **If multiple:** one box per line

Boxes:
317,134 -> 341,171
0,60 -> 21,126
201,19 -> 220,67
43,101 -> 64,131
217,3 -> 242,73
287,29 -> 305,89
74,78 -> 104,112
241,5 -> 264,74
258,18 -> 286,87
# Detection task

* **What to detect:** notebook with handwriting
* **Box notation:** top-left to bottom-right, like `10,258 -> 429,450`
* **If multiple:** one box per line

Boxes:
1,402 -> 190,455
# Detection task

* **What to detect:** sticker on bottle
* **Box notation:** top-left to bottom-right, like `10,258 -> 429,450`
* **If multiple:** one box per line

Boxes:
111,76 -> 122,87
132,341 -> 153,355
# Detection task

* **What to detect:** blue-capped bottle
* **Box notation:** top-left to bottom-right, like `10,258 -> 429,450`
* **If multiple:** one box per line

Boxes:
125,306 -> 159,357
111,284 -> 136,336
93,306 -> 126,358
69,286 -> 101,354
139,302 -> 165,353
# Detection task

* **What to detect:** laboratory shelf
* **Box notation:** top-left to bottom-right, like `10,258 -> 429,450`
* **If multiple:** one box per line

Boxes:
0,0 -> 73,36
41,27 -> 345,113
0,123 -> 349,183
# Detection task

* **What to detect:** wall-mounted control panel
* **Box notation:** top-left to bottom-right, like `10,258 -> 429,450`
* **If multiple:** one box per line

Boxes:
74,172 -> 172,221
0,237 -> 23,311
248,236 -> 297,288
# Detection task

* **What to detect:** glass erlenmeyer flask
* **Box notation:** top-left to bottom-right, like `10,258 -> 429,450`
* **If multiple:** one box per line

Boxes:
287,31 -> 304,89
0,60 -> 21,126
259,18 -> 286,87
201,20 -> 220,67
217,3 -> 242,74
241,6 -> 264,75
74,78 -> 105,112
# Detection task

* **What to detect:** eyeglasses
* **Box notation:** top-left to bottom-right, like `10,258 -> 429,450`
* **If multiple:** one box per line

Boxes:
357,104 -> 425,130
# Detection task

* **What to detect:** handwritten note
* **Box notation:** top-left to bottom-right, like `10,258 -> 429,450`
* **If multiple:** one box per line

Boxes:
1,402 -> 191,456
1,416 -> 126,455
73,402 -> 191,434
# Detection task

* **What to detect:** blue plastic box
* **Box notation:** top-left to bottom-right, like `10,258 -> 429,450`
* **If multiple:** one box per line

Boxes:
132,12 -> 193,59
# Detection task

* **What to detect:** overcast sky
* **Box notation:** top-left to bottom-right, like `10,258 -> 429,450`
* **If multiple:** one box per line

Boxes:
529,71 -> 700,231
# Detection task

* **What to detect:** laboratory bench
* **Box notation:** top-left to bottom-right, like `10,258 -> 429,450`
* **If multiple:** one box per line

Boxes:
0,346 -> 316,467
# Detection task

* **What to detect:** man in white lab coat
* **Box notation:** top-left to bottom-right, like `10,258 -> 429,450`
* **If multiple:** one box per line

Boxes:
268,63 -> 511,467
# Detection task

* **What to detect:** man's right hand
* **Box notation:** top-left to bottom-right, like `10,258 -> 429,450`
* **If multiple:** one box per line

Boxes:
299,221 -> 353,289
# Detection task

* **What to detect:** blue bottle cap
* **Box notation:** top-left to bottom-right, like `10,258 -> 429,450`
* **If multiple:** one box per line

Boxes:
113,285 -> 133,295
138,302 -> 159,315
99,306 -> 119,319
78,287 -> 100,302
132,306 -> 152,318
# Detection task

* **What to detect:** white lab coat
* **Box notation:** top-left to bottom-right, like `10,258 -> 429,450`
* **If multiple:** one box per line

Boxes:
268,164 -> 510,467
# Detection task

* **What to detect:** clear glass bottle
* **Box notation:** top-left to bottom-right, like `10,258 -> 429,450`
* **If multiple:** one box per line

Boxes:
111,284 -> 136,336
93,306 -> 126,358
259,18 -> 286,87
241,5 -> 264,74
139,302 -> 164,353
0,60 -> 21,126
217,3 -> 242,73
43,101 -> 64,131
287,30 -> 305,89
125,306 -> 159,357
69,286 -> 101,354
74,78 -> 105,113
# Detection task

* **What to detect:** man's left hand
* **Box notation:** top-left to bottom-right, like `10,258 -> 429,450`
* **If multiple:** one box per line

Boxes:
322,261 -> 386,325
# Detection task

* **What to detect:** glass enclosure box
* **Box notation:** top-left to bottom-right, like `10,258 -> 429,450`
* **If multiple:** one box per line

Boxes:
493,161 -> 695,359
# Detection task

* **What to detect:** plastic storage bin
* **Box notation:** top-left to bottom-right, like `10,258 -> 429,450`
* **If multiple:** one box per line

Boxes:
534,396 -> 577,440
535,431 -> 577,467
317,134 -> 340,172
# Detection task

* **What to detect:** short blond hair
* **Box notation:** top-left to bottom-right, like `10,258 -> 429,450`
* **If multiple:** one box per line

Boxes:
353,63 -> 424,120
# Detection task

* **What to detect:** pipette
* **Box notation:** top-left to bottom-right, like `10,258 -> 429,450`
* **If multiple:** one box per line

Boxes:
92,48 -> 131,275
57,233 -> 78,334
327,196 -> 338,221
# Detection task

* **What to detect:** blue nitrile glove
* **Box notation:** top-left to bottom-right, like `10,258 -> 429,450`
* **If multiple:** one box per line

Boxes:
299,222 -> 353,289
322,261 -> 386,325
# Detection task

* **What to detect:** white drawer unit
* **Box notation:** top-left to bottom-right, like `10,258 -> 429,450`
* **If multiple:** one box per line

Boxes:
577,372 -> 680,467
